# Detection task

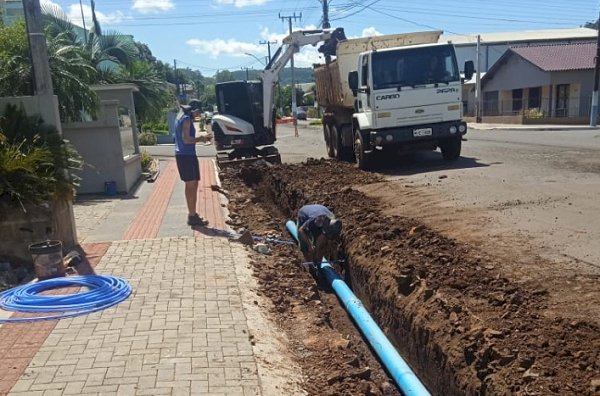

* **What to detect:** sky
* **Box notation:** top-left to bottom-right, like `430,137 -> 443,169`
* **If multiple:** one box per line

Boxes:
42,0 -> 598,77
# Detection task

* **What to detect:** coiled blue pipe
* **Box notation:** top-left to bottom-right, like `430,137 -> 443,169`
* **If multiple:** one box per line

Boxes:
0,275 -> 132,323
286,220 -> 431,396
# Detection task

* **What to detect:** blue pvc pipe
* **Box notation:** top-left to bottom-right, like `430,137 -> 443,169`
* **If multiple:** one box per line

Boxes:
286,220 -> 431,396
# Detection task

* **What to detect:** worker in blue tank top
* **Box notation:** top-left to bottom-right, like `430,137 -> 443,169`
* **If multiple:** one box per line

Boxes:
174,99 -> 211,227
297,204 -> 342,267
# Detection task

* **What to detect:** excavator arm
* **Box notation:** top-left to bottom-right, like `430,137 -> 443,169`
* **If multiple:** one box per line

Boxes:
260,28 -> 345,129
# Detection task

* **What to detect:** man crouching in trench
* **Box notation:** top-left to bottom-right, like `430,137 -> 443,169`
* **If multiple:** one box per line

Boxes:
297,204 -> 342,272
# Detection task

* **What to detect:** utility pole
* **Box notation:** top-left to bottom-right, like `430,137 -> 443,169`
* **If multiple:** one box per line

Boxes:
279,12 -> 302,137
321,0 -> 330,28
242,67 -> 250,80
23,0 -> 54,97
591,13 -> 600,127
173,59 -> 180,97
475,34 -> 482,123
259,39 -> 277,63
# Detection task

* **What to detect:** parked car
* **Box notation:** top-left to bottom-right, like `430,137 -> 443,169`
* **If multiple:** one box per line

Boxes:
296,108 -> 307,120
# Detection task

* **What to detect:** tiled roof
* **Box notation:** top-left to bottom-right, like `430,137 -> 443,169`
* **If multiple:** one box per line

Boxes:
511,42 -> 596,71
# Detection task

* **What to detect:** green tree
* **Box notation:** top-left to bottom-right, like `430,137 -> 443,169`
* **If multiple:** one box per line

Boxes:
215,70 -> 235,83
584,18 -> 599,29
202,85 -> 216,108
42,2 -> 138,73
116,60 -> 174,124
0,20 -> 98,122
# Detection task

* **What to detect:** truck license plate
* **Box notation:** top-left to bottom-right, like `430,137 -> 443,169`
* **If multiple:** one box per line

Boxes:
231,139 -> 242,144
413,128 -> 432,137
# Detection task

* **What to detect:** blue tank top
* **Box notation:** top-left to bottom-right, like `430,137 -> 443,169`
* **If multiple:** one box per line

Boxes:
174,113 -> 196,155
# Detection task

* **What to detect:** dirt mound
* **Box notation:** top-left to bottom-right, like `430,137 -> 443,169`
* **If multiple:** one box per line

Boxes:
222,160 -> 600,395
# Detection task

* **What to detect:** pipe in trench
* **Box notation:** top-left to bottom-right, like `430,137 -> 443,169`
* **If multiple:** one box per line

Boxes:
286,220 -> 431,396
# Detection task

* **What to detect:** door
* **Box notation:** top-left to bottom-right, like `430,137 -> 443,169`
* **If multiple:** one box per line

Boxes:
357,55 -> 371,113
555,84 -> 569,117
512,89 -> 523,112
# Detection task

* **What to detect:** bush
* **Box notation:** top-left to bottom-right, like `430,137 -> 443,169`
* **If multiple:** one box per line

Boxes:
138,132 -> 157,146
140,150 -> 153,171
141,122 -> 153,132
309,119 -> 323,126
142,121 -> 169,134
0,104 -> 82,210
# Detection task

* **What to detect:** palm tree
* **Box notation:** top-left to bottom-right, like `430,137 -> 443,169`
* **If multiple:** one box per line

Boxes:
0,20 -> 98,122
41,1 -> 138,75
116,60 -> 174,124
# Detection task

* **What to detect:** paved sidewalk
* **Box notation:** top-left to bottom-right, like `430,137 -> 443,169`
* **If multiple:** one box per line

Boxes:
1,157 -> 304,396
468,122 -> 598,131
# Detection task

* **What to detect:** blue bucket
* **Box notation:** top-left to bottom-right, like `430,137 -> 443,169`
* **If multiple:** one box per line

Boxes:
104,181 -> 117,196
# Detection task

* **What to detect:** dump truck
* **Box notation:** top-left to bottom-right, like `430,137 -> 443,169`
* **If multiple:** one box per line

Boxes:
314,31 -> 474,169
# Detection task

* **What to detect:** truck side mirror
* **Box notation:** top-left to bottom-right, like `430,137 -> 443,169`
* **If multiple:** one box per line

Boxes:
464,60 -> 475,81
348,71 -> 358,96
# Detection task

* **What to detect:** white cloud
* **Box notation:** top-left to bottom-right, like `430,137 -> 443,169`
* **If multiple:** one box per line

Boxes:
216,0 -> 269,7
132,0 -> 174,14
186,38 -> 262,59
186,25 -> 330,67
361,27 -> 382,37
66,4 -> 128,26
258,25 -> 326,67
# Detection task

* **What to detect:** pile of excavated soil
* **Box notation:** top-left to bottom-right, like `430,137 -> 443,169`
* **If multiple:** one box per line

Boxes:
221,159 -> 600,396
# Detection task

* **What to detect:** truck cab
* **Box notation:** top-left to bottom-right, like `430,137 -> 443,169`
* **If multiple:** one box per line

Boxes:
349,43 -> 473,168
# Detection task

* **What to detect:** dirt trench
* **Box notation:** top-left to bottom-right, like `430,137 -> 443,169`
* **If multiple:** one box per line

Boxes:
221,159 -> 600,396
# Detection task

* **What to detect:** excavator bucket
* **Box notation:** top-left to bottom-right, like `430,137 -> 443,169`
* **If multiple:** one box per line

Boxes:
215,146 -> 282,168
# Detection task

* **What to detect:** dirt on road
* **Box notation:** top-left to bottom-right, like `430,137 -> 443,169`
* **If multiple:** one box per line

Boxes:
221,159 -> 600,396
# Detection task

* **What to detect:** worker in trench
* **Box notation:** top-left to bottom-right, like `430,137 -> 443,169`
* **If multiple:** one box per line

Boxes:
297,204 -> 343,271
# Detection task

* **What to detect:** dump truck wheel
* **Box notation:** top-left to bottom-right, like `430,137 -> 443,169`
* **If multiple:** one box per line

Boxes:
354,130 -> 371,170
332,125 -> 352,161
440,137 -> 462,161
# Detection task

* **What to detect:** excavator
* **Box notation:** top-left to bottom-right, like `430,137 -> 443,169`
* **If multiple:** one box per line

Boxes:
211,28 -> 346,167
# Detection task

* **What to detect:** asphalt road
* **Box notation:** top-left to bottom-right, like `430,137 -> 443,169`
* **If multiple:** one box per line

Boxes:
142,122 -> 600,272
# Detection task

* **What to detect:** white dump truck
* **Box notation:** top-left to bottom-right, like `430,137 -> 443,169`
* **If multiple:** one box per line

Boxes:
314,31 -> 474,169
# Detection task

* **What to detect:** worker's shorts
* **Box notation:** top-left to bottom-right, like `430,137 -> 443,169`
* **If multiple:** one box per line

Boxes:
175,155 -> 200,182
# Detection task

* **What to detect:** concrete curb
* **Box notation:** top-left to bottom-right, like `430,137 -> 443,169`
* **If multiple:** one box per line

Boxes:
468,125 -> 599,132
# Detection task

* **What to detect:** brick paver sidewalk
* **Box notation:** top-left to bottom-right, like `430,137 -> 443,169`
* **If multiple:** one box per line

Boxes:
1,158 -> 304,396
9,238 -> 262,396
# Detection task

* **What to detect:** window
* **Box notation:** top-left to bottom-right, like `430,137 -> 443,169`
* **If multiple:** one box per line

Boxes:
371,44 -> 460,89
528,87 -> 541,109
360,56 -> 369,87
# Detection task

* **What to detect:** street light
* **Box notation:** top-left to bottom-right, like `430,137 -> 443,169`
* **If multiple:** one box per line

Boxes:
244,53 -> 267,67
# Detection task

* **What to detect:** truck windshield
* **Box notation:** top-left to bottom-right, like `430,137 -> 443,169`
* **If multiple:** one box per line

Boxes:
372,44 -> 459,90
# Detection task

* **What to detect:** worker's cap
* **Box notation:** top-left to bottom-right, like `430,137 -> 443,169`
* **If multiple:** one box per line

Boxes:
181,99 -> 202,113
188,99 -> 202,111
321,217 -> 342,239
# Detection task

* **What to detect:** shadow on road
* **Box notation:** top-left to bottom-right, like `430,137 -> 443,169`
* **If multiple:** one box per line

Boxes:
373,151 -> 496,176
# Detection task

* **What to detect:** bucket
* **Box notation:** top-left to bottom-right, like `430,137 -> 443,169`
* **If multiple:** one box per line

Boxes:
104,181 -> 117,196
28,240 -> 65,280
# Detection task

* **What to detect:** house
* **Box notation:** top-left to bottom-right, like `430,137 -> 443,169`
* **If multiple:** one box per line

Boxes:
480,42 -> 595,123
442,28 -> 597,119
442,28 -> 597,73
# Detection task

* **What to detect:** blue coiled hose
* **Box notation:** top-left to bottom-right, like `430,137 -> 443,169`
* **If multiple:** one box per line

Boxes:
0,275 -> 132,323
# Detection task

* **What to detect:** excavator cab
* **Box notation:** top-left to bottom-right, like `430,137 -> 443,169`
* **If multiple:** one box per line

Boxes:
212,81 -> 280,167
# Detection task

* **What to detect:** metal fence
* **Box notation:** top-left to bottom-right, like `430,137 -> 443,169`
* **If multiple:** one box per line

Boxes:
472,96 -> 592,119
